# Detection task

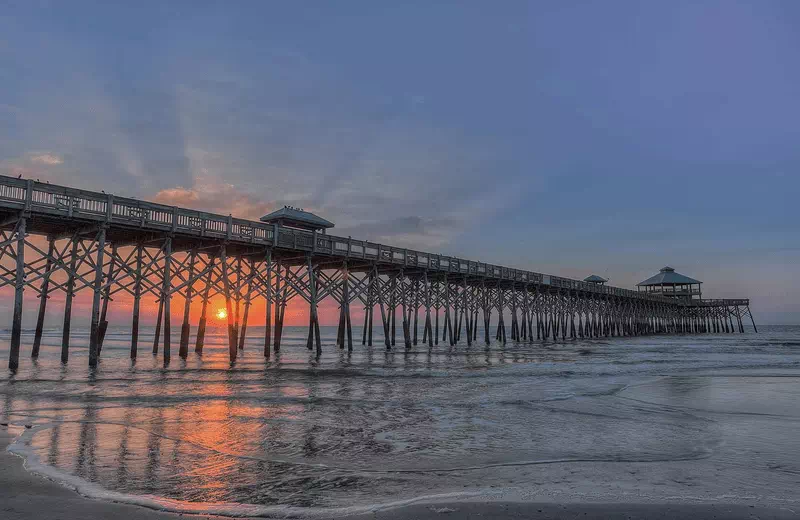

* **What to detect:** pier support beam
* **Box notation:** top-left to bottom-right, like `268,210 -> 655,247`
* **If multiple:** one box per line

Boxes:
338,261 -> 352,351
274,260 -> 286,353
221,246 -> 236,362
368,271 -> 374,346
464,276 -> 472,347
195,254 -> 215,354
375,269 -> 390,349
131,243 -> 142,359
179,249 -> 196,359
307,257 -> 322,357
424,272 -> 433,348
263,250 -> 272,358
9,217 -> 26,371
88,227 -> 107,368
62,237 -> 78,364
153,298 -> 164,355
161,238 -> 173,365
97,244 -> 117,353
401,271 -> 411,349
413,278 -> 419,346
32,237 -> 55,359
238,257 -> 255,351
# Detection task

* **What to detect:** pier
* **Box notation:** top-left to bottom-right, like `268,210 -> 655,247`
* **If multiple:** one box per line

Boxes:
0,174 -> 756,370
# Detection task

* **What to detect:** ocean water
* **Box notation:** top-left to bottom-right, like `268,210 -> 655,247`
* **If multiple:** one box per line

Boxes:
1,325 -> 799,516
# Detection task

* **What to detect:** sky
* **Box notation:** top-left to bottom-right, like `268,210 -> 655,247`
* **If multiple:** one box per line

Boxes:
1,1 -> 799,324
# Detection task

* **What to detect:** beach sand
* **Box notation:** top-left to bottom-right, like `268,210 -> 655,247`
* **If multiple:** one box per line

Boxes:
3,426 -> 798,520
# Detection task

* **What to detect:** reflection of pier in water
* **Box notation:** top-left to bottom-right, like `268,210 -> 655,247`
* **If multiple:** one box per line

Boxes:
17,369 -> 404,506
1,174 -> 756,370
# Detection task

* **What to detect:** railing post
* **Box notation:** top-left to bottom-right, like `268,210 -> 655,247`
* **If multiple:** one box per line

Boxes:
24,179 -> 33,211
106,194 -> 114,222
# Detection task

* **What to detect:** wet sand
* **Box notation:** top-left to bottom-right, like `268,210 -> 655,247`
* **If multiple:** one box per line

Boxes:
1,428 -> 211,520
4,428 -> 798,520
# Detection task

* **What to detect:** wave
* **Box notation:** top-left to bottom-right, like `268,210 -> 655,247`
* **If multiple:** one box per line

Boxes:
6,425 -> 496,518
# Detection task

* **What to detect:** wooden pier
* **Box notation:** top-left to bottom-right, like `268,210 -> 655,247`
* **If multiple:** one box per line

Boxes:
0,174 -> 756,370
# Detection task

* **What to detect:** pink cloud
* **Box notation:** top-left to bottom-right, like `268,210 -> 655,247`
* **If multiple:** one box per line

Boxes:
152,182 -> 276,221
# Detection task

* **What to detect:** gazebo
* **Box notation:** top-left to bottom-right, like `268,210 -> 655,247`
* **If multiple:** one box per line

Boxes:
584,274 -> 608,285
260,206 -> 334,234
637,266 -> 702,300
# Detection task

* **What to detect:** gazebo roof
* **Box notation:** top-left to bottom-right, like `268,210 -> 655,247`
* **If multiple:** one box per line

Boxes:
260,206 -> 334,230
637,266 -> 701,287
584,274 -> 608,283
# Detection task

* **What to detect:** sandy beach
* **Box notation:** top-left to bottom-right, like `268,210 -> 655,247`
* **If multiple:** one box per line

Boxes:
4,426 -> 798,520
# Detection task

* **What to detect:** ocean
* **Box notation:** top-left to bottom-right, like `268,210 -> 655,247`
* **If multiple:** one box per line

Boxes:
1,325 -> 799,516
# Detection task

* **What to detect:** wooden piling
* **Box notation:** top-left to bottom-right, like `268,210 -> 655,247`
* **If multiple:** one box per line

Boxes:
273,259 -> 282,352
464,276 -> 472,347
32,237 -> 55,359
424,272 -> 433,348
131,243 -> 143,359
263,250 -> 272,358
401,272 -> 411,349
152,298 -> 163,355
232,256 -> 242,350
412,278 -> 419,345
179,249 -> 196,358
362,299 -> 369,346
367,272 -> 374,346
9,218 -> 26,371
221,246 -> 236,362
390,275 -> 397,347
434,304 -> 439,345
375,268 -> 390,349
238,258 -> 255,351
195,254 -> 215,354
747,307 -> 757,333
62,237 -> 78,363
337,265 -> 346,349
161,238 -> 172,365
276,270 -> 288,353
343,261 -> 352,351
97,243 -> 117,353
307,257 -> 322,357
483,285 -> 492,345
88,227 -> 107,367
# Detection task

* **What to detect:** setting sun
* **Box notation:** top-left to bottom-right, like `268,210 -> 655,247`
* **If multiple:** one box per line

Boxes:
215,308 -> 228,320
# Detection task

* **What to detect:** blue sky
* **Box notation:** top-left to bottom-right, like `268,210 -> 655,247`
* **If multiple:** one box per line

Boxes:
1,1 -> 798,323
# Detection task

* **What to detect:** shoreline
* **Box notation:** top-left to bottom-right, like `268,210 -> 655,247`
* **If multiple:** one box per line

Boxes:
3,426 -> 798,520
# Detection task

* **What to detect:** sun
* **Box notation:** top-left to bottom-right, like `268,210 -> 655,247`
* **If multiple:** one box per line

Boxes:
215,308 -> 228,320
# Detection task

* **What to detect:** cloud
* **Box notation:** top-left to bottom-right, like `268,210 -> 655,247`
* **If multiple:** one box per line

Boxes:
336,215 -> 460,249
29,152 -> 63,165
0,152 -> 64,180
151,181 -> 276,221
